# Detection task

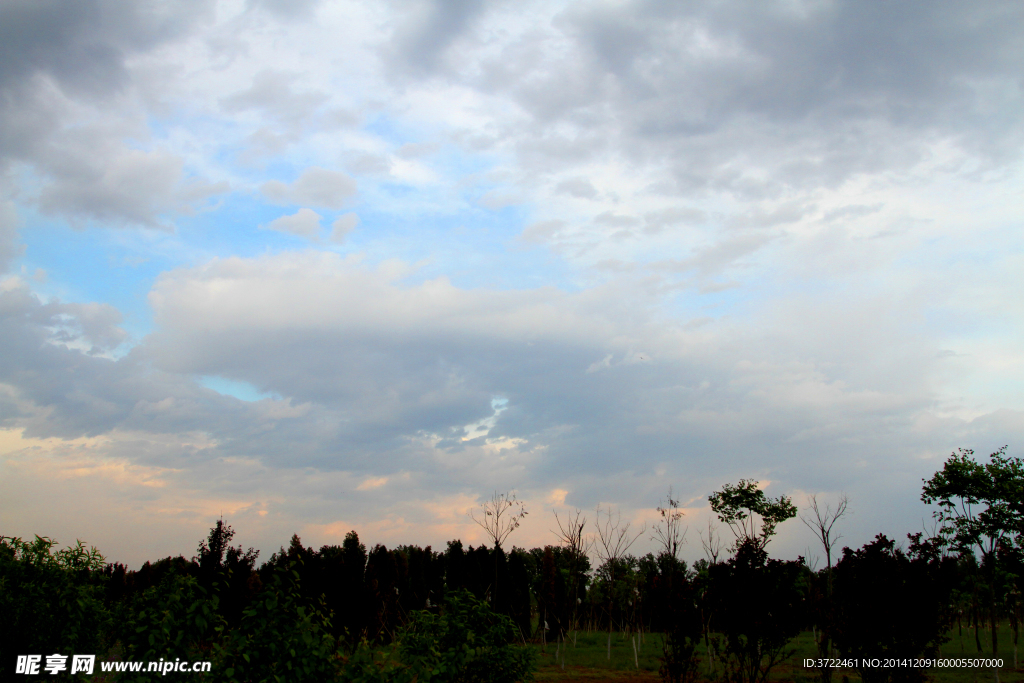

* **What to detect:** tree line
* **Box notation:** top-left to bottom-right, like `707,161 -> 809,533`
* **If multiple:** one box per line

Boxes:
3,446 -> 1024,682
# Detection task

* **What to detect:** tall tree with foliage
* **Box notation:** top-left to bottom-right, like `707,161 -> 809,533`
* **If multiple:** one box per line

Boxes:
195,518 -> 260,628
708,479 -> 797,553
709,541 -> 805,683
921,446 -> 1023,654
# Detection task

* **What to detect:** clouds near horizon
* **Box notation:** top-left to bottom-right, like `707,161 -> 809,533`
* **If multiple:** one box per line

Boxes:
1,0 -> 1022,567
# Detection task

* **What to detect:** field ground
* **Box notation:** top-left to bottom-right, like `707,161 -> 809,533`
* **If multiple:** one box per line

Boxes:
527,626 -> 1024,683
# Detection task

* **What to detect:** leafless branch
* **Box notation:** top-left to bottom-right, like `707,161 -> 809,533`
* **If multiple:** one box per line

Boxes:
651,487 -> 687,559
698,518 -> 723,564
553,508 -> 593,559
469,490 -> 528,550
552,507 -> 593,633
593,504 -> 646,563
799,493 -> 849,571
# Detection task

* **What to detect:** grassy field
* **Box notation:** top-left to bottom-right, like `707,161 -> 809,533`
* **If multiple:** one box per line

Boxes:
527,625 -> 1024,683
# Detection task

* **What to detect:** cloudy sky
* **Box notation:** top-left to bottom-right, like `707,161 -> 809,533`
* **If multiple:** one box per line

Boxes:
1,0 -> 1022,568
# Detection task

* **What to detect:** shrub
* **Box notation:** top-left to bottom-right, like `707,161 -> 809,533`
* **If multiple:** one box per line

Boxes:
215,560 -> 341,683
399,589 -> 536,683
0,536 -> 108,675
112,570 -> 223,680
832,534 -> 950,683
342,589 -> 537,683
711,541 -> 806,683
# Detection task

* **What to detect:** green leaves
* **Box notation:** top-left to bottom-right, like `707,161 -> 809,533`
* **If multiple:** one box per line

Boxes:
372,589 -> 536,683
214,559 -> 342,683
0,536 -> 108,671
709,479 -> 797,551
921,446 -> 1020,558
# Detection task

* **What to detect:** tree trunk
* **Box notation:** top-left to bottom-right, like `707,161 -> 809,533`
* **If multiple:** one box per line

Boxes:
991,601 -> 999,654
976,601 -> 983,653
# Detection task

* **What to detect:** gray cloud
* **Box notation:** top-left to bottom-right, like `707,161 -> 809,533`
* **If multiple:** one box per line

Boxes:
3,0 -> 1022,566
348,154 -> 393,176
247,0 -> 321,21
330,213 -> 360,242
387,0 -> 489,76
408,1 -> 1024,204
37,147 -> 185,228
0,0 -> 206,99
2,245 -> 1021,562
137,251 -> 979,483
556,177 -> 599,199
0,0 -> 215,131
262,167 -> 358,209
0,0 -> 220,227
221,70 -> 329,125
643,207 -> 706,235
0,202 -> 25,274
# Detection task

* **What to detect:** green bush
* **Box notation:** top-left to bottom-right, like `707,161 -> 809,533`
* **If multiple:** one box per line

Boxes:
395,589 -> 536,683
111,570 -> 223,680
340,589 -> 536,682
0,536 -> 108,676
215,560 -> 342,683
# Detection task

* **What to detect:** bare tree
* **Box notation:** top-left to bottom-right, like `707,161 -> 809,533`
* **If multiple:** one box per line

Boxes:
698,518 -> 724,565
800,493 -> 849,579
593,505 -> 646,660
470,490 -> 528,608
651,487 -> 687,560
697,517 -> 724,674
800,493 -> 849,683
552,508 -> 593,645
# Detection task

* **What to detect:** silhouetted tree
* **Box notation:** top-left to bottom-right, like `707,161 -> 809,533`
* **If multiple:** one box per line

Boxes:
710,540 -> 805,683
363,544 -> 401,643
470,490 -> 528,609
709,479 -> 797,553
922,446 -> 1024,654
832,534 -> 951,683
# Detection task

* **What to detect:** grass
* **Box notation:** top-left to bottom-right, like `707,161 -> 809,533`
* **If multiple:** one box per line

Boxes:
532,630 -> 664,675
525,625 -> 1024,683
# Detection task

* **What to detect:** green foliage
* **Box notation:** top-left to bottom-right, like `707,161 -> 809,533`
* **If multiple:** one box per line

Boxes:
591,554 -> 642,632
709,479 -> 797,551
341,589 -> 537,682
658,568 -> 702,683
660,632 -> 701,683
112,570 -> 223,679
0,536 -> 108,675
395,589 -> 536,683
921,446 -> 1024,558
711,541 -> 806,683
832,534 -> 951,683
921,446 -> 1023,654
216,560 -> 342,683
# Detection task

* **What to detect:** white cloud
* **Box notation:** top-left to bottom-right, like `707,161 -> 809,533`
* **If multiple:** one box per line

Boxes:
263,208 -> 323,239
330,212 -> 359,242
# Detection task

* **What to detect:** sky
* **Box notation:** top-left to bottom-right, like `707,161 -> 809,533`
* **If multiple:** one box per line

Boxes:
1,0 -> 1022,569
